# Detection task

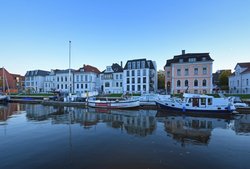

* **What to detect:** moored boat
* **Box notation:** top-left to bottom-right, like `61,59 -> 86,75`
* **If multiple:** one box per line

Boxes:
156,93 -> 236,114
87,98 -> 140,109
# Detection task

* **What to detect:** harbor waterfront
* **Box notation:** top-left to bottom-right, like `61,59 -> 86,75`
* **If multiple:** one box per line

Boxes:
0,103 -> 250,169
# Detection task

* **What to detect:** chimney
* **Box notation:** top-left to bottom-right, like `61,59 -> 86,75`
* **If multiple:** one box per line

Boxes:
120,61 -> 123,68
182,50 -> 185,55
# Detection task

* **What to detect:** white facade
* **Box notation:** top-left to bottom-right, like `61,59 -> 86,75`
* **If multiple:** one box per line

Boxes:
229,64 -> 250,94
123,59 -> 157,94
25,70 -> 49,93
54,69 -> 74,93
74,71 -> 98,95
44,72 -> 56,92
99,64 -> 123,94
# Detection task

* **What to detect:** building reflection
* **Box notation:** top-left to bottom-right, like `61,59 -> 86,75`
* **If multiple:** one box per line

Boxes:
25,105 -> 157,137
234,114 -> 250,135
158,113 -> 232,146
0,103 -> 25,122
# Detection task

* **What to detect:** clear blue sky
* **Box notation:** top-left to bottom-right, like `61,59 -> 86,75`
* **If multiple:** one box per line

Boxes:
1,0 -> 249,75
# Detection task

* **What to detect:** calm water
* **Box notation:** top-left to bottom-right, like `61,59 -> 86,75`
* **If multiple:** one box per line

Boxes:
0,103 -> 250,169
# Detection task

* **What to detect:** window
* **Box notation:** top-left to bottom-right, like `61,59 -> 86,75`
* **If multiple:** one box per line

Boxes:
65,76 -> 67,82
143,69 -> 146,76
167,71 -> 170,77
120,82 -> 122,87
185,80 -> 189,87
137,61 -> 140,69
143,77 -> 146,83
132,78 -> 135,84
202,79 -> 206,86
247,79 -> 249,86
179,59 -> 183,63
132,85 -> 135,91
65,84 -> 67,89
208,98 -> 212,105
105,82 -> 110,87
203,67 -> 207,75
177,69 -> 181,76
116,82 -> 119,87
76,75 -> 79,82
194,89 -> 198,94
203,90 -> 207,94
177,90 -> 180,94
57,77 -> 59,82
194,80 -> 198,87
77,84 -> 79,89
141,61 -> 145,68
237,80 -> 239,87
127,78 -> 130,83
194,68 -> 198,75
177,80 -> 181,87
81,75 -> 83,81
81,84 -> 83,89
57,84 -> 59,89
61,84 -> 63,89
143,85 -> 146,91
202,57 -> 206,61
85,75 -> 88,81
61,77 -> 63,82
127,85 -> 130,91
120,74 -> 122,79
127,70 -> 130,76
189,58 -> 196,62
132,62 -> 136,69
85,84 -> 88,89
128,62 -> 131,69
137,85 -> 141,91
201,98 -> 206,105
138,78 -> 141,83
137,70 -> 140,76
116,74 -> 118,79
185,69 -> 189,76
132,70 -> 135,76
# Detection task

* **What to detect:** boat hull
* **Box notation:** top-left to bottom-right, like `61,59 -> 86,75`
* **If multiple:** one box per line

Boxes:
88,100 -> 140,109
156,100 -> 235,114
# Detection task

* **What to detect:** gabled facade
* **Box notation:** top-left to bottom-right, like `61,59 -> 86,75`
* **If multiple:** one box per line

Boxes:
53,69 -> 75,93
25,70 -> 50,93
74,64 -> 100,95
229,62 -> 250,94
0,68 -> 25,93
164,50 -> 213,94
123,59 -> 157,94
99,63 -> 123,94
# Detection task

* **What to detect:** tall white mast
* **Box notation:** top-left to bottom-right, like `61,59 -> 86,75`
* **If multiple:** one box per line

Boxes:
2,67 -> 4,93
68,41 -> 71,95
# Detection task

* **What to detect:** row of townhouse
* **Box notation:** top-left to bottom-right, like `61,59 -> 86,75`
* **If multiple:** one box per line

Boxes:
24,59 -> 158,94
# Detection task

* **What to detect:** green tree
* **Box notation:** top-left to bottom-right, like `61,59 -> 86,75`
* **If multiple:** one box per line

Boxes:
219,70 -> 231,90
158,72 -> 165,90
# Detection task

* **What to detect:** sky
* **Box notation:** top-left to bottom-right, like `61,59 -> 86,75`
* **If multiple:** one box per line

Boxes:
1,0 -> 250,75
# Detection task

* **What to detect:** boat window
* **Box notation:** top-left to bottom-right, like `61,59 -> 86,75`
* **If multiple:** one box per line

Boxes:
208,98 -> 212,105
201,98 -> 206,105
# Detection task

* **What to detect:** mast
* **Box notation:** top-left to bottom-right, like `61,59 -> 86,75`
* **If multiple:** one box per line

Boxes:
68,41 -> 71,95
2,67 -> 5,93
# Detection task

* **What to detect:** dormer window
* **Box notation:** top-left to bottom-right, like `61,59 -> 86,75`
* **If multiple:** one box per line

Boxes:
128,62 -> 131,69
189,58 -> 196,62
179,59 -> 183,63
202,57 -> 206,61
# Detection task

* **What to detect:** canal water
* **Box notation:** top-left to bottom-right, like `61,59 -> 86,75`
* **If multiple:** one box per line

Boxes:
0,103 -> 249,169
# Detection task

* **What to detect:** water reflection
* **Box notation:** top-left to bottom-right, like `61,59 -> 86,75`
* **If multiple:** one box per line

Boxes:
2,103 -> 250,141
158,114 -> 231,145
0,103 -> 25,122
234,114 -> 250,135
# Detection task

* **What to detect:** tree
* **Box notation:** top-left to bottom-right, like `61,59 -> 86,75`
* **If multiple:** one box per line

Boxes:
219,70 -> 231,91
158,72 -> 165,90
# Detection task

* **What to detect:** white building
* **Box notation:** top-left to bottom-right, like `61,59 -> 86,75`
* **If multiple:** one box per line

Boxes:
123,59 -> 157,94
99,63 -> 123,94
44,70 -> 56,93
25,70 -> 50,93
229,63 -> 250,94
53,69 -> 75,93
74,65 -> 100,95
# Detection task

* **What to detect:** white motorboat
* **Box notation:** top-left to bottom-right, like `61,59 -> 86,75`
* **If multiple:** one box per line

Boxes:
228,96 -> 249,108
156,93 -> 236,114
87,98 -> 140,109
134,94 -> 171,106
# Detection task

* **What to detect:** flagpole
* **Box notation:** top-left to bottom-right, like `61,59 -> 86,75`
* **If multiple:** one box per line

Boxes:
68,41 -> 71,97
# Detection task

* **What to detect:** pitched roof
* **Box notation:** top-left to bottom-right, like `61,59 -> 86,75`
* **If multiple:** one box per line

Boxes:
52,69 -> 76,74
237,62 -> 250,74
111,63 -> 123,73
25,70 -> 50,76
78,65 -> 100,74
124,58 -> 156,70
164,52 -> 214,68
